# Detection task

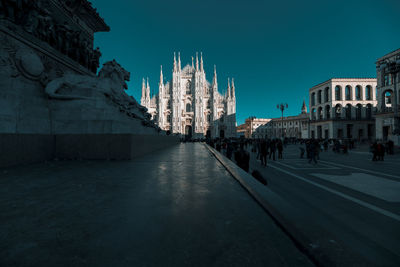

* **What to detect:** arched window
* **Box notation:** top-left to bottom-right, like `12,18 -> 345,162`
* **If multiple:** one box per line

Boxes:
186,103 -> 191,112
335,104 -> 342,119
207,99 -> 211,109
366,104 -> 372,119
356,104 -> 362,119
345,85 -> 352,100
317,90 -> 322,104
355,85 -> 362,100
325,105 -> 331,119
324,87 -> 329,102
365,86 -> 372,100
167,100 -> 171,109
385,91 -> 392,106
311,108 -> 316,120
207,114 -> 211,122
166,114 -> 171,122
346,104 -> 352,119
318,107 -> 323,120
335,86 -> 342,100
311,92 -> 316,106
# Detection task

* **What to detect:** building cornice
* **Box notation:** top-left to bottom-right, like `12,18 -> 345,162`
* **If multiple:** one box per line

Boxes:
309,78 -> 377,91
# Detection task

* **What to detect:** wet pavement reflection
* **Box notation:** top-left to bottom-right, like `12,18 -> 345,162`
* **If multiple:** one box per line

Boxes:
0,143 -> 312,266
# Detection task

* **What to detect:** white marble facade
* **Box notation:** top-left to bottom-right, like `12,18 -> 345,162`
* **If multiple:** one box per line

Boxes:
141,53 -> 237,139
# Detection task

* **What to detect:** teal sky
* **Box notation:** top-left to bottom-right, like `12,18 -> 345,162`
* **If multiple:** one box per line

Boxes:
92,0 -> 400,125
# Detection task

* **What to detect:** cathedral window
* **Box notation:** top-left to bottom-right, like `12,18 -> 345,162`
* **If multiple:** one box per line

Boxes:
186,103 -> 191,112
186,81 -> 191,94
207,114 -> 211,122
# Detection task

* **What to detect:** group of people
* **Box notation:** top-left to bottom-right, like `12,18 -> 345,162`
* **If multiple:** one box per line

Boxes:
0,0 -> 102,73
207,138 -> 251,172
205,136 -> 397,172
370,140 -> 394,161
250,139 -> 284,166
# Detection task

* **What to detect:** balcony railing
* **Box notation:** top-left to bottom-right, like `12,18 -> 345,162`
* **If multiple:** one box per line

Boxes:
374,106 -> 400,115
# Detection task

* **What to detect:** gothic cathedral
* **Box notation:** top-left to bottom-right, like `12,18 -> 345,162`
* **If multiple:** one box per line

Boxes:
141,53 -> 237,139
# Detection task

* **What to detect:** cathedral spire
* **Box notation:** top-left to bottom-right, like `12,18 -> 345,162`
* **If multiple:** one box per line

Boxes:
231,78 -> 236,98
212,65 -> 218,86
173,52 -> 177,72
301,99 -> 307,114
191,56 -> 194,69
227,78 -> 231,98
178,52 -> 181,71
195,52 -> 199,71
200,52 -> 204,72
146,77 -> 150,99
159,65 -> 163,85
141,78 -> 146,101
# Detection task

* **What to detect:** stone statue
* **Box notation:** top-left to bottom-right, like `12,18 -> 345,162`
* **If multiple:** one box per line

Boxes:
45,60 -> 149,120
91,47 -> 101,73
70,30 -> 81,61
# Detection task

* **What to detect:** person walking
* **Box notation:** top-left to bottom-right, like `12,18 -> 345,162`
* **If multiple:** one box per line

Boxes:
269,139 -> 276,161
308,139 -> 318,164
235,143 -> 250,172
277,140 -> 283,159
260,139 -> 268,166
371,142 -> 378,161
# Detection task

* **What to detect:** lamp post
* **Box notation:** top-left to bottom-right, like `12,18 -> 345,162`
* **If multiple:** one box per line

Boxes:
277,103 -> 288,139
380,56 -> 400,135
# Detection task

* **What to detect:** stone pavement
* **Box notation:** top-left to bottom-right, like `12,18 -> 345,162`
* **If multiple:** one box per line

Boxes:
243,144 -> 400,266
0,143 -> 313,267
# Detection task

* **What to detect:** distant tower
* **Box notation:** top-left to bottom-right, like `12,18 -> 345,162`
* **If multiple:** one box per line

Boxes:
301,99 -> 308,114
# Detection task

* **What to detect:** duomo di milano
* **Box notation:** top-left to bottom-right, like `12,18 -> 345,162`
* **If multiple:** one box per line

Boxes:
141,53 -> 237,138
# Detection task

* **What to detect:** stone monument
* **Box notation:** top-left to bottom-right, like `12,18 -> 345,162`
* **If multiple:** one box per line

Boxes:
0,0 -> 177,167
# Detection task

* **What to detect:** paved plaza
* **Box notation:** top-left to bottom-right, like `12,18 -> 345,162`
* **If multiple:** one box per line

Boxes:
0,143 -> 312,267
243,144 -> 400,266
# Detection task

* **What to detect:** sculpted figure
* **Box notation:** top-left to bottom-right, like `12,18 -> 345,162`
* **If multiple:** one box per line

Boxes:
1,0 -> 18,22
70,30 -> 81,61
23,3 -> 39,34
45,60 -> 149,119
79,39 -> 89,66
58,22 -> 72,55
91,47 -> 101,73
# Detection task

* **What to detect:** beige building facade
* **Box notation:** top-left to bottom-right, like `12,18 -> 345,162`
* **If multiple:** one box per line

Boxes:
253,102 -> 309,139
309,78 -> 377,140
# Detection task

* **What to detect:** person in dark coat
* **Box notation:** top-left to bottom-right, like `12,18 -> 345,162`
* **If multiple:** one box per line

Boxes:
260,139 -> 268,166
235,143 -> 250,172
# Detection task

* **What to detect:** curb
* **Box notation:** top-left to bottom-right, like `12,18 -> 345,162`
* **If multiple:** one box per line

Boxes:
204,144 -> 334,267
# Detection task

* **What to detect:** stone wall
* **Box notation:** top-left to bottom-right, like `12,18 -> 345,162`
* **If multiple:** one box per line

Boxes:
0,134 -> 179,168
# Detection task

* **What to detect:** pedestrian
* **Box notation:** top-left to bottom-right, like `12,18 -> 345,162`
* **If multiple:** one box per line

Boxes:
260,139 -> 268,166
235,143 -> 250,172
308,139 -> 318,164
299,146 -> 305,158
269,140 -> 276,161
226,141 -> 233,160
371,142 -> 378,161
277,140 -> 283,159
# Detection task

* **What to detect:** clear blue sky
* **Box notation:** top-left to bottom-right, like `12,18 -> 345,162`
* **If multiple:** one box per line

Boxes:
92,0 -> 400,125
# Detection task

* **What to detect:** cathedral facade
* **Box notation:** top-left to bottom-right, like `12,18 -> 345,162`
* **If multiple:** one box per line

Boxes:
141,53 -> 237,139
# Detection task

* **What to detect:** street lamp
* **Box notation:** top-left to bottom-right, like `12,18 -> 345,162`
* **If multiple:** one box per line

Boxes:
277,103 -> 288,139
380,56 -> 400,135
